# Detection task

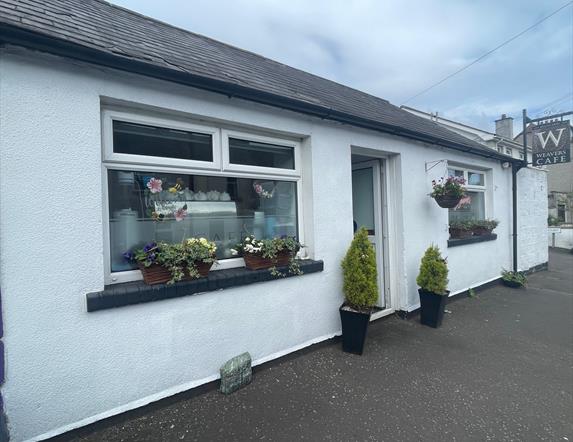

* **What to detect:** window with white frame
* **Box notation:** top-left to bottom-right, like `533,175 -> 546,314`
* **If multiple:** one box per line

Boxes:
447,166 -> 487,222
103,110 -> 302,283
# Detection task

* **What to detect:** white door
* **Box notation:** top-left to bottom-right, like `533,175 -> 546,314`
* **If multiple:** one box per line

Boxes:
351,161 -> 385,309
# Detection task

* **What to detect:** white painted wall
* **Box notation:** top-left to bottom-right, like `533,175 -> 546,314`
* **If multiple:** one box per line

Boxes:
518,167 -> 549,271
0,47 -> 548,441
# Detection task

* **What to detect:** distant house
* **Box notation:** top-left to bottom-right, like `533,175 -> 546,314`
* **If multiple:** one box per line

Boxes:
0,1 -> 548,440
401,107 -> 531,161
515,123 -> 573,234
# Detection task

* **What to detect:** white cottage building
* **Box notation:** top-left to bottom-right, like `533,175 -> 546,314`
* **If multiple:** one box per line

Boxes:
0,1 -> 548,440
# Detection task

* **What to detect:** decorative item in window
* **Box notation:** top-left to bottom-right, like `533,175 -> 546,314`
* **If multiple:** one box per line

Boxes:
430,176 -> 466,208
339,227 -> 378,355
231,234 -> 302,276
253,182 -> 275,199
124,238 -> 217,285
448,221 -> 474,239
471,219 -> 499,236
416,245 -> 449,328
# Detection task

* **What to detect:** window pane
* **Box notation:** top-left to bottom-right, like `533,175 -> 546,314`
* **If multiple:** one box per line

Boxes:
229,138 -> 295,169
113,120 -> 213,162
468,172 -> 484,186
448,191 -> 485,222
108,170 -> 298,272
352,167 -> 375,234
447,168 -> 464,178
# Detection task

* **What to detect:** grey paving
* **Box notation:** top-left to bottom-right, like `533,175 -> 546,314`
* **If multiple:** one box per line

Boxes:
54,250 -> 573,442
1,0 -> 510,162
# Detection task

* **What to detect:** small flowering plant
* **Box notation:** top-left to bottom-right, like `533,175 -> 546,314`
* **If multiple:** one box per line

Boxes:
124,238 -> 217,284
430,176 -> 466,199
231,234 -> 303,276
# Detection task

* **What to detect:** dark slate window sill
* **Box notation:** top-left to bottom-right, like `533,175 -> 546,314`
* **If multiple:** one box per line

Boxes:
87,260 -> 324,312
448,233 -> 497,248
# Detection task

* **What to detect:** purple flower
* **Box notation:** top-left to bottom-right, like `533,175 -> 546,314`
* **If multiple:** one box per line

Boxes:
123,250 -> 135,262
143,242 -> 157,253
147,253 -> 157,263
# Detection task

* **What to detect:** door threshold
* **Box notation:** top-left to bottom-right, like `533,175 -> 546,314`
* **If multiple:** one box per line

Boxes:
371,307 -> 394,321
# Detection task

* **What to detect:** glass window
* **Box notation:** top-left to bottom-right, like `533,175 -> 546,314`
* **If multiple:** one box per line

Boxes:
352,167 -> 375,234
505,148 -> 512,156
108,170 -> 297,272
449,191 -> 485,222
447,168 -> 464,178
229,138 -> 295,169
557,204 -> 565,222
113,120 -> 213,162
468,172 -> 484,186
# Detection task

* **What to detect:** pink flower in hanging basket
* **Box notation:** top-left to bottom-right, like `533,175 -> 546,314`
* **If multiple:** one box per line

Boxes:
147,177 -> 163,193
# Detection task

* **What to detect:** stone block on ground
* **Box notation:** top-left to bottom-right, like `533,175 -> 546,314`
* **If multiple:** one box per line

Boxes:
220,352 -> 252,395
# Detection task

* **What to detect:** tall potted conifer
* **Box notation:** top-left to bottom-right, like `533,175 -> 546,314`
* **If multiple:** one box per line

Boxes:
339,227 -> 378,355
416,245 -> 449,328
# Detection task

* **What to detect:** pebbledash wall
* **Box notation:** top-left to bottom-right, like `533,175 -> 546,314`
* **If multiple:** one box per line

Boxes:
0,47 -> 547,441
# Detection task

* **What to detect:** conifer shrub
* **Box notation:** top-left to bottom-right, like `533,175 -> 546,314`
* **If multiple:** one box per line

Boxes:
416,245 -> 448,295
341,227 -> 378,310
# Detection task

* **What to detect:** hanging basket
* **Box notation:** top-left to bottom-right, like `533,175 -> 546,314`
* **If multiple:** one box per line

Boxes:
243,251 -> 291,270
433,194 -> 462,208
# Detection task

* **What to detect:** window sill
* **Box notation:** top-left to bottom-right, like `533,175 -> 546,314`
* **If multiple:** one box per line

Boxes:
448,233 -> 497,248
87,260 -> 324,312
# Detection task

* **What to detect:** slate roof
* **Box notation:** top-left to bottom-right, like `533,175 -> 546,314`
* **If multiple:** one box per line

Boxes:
0,0 -> 513,161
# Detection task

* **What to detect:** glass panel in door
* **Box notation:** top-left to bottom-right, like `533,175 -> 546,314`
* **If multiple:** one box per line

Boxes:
351,162 -> 384,308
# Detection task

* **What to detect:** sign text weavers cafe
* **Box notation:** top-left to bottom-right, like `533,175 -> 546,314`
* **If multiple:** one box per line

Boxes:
532,120 -> 571,166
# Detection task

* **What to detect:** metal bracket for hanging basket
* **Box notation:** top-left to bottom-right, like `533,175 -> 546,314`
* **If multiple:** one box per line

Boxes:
425,159 -> 448,172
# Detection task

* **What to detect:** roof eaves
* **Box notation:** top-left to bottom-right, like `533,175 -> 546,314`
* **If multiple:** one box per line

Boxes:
0,22 -> 517,164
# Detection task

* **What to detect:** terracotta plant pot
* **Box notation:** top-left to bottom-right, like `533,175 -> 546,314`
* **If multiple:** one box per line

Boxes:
434,194 -> 462,209
139,261 -> 214,285
449,228 -> 473,239
243,251 -> 291,270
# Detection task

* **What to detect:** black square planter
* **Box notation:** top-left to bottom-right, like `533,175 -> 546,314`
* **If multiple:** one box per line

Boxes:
339,305 -> 371,355
418,289 -> 448,328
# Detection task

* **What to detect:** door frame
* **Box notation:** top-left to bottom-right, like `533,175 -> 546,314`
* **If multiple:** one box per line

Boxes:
351,159 -> 393,319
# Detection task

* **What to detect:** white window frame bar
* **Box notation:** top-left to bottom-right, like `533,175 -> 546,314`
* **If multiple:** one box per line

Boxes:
102,109 -> 222,172
447,164 -> 488,219
221,129 -> 301,178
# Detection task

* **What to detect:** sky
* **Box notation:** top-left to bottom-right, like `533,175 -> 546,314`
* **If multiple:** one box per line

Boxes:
110,0 -> 573,135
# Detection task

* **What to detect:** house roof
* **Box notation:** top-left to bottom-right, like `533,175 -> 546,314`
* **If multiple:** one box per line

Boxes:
0,0 -> 514,161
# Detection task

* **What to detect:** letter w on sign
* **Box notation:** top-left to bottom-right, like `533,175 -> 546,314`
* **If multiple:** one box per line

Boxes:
535,128 -> 566,149
532,120 -> 571,166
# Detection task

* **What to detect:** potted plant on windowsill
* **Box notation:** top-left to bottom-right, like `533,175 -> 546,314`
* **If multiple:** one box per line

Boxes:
471,219 -> 499,236
339,227 -> 378,355
501,269 -> 527,288
430,176 -> 466,208
124,238 -> 217,285
416,245 -> 449,328
449,221 -> 474,239
231,235 -> 302,276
